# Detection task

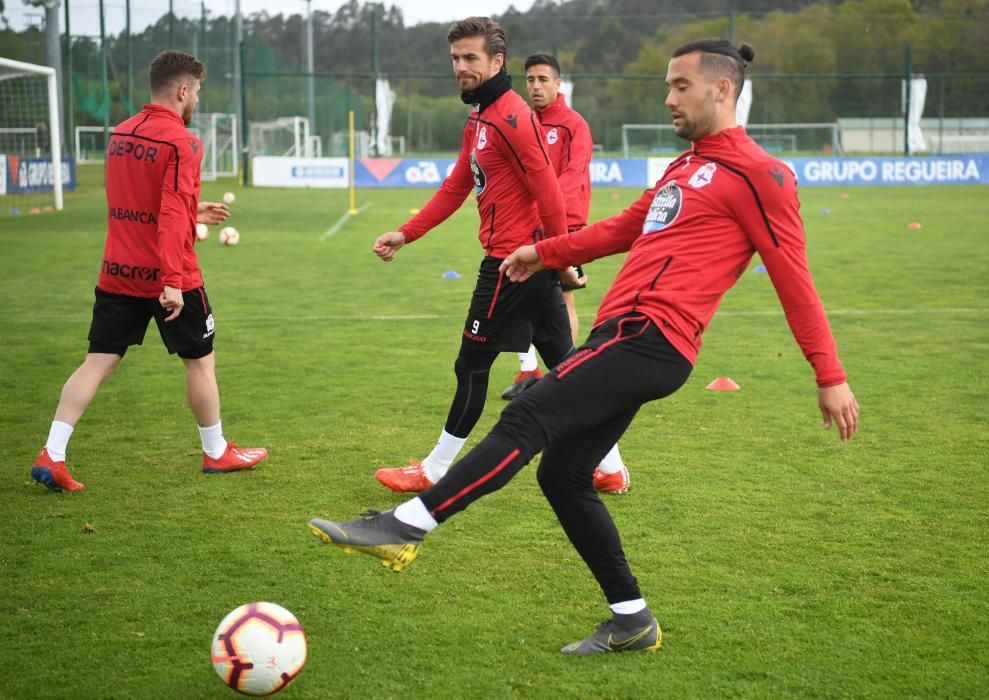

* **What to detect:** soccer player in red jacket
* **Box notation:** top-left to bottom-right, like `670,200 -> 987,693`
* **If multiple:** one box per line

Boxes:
503,54 -> 594,401
310,40 -> 859,654
502,53 -> 632,492
372,18 -> 576,494
31,51 -> 267,492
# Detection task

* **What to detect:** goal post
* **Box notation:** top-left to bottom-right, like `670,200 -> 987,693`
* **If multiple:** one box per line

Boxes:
0,57 -> 63,212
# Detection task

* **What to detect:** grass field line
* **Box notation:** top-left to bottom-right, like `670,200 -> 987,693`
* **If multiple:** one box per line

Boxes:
6,306 -> 987,325
320,202 -> 374,241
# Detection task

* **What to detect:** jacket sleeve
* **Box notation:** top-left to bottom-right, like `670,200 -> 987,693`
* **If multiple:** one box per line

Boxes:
537,185 -> 654,268
398,133 -> 473,243
559,117 -> 592,229
507,111 -> 567,239
157,142 -> 196,289
735,164 -> 847,387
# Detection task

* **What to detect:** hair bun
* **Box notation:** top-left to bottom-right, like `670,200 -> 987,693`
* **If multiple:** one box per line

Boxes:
737,43 -> 755,63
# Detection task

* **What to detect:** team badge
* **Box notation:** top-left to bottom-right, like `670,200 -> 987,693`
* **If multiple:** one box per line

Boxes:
477,126 -> 488,150
547,128 -> 559,145
688,162 -> 717,189
470,151 -> 487,195
204,313 -> 215,339
642,183 -> 682,234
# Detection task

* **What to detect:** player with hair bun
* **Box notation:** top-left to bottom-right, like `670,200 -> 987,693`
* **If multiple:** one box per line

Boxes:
310,39 -> 859,655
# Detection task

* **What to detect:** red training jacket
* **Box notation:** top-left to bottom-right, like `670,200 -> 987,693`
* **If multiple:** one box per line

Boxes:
536,93 -> 592,232
398,89 -> 566,257
98,104 -> 203,297
536,126 -> 847,388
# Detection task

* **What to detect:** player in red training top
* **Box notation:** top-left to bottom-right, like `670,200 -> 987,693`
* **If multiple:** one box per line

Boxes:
309,39 -> 859,655
31,51 -> 267,492
371,17 -> 577,494
505,53 -> 592,399
499,53 -> 631,492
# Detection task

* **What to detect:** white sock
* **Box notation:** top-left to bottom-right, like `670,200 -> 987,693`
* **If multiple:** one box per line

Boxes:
394,497 -> 438,532
421,430 -> 467,483
45,420 -> 74,462
518,345 -> 538,372
199,421 -> 228,459
610,598 -> 646,615
597,443 -> 625,474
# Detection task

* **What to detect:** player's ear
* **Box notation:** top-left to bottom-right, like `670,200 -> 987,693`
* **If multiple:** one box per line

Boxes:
716,77 -> 732,102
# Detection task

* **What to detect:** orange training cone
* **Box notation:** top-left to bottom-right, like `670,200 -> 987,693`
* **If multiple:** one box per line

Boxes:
706,376 -> 741,391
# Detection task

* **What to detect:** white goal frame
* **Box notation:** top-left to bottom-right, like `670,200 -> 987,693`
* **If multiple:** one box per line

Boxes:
0,57 -> 63,210
621,122 -> 842,157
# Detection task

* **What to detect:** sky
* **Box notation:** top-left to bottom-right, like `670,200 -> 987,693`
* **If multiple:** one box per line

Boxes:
6,0 -> 537,37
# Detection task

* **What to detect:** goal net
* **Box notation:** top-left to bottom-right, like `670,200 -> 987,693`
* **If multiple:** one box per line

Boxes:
0,57 -> 65,216
191,112 -> 239,181
621,122 -> 843,157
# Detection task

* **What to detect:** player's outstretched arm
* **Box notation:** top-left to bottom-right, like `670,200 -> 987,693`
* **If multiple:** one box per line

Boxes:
373,231 -> 407,262
818,382 -> 860,442
500,245 -> 543,282
197,201 -> 229,225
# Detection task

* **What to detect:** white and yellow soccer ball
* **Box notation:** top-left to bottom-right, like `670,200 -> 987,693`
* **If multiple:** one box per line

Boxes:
223,191 -> 236,205
195,223 -> 210,241
219,226 -> 240,246
211,602 -> 307,696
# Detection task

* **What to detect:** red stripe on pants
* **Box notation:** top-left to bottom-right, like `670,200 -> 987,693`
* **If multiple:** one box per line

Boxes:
431,448 -> 521,516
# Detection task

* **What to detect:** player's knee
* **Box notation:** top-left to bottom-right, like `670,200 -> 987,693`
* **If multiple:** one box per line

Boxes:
535,457 -> 567,496
85,351 -> 122,379
454,346 -> 496,378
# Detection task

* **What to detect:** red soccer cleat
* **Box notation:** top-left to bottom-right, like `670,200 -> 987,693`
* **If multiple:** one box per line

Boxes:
375,459 -> 435,493
202,443 -> 268,474
593,464 -> 630,494
501,368 -> 544,400
31,448 -> 85,492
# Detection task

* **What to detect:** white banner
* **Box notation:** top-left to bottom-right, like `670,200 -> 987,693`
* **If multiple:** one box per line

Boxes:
559,79 -> 574,107
0,155 -> 6,196
736,79 -> 753,127
252,157 -> 349,188
903,77 -> 928,153
375,79 -> 396,156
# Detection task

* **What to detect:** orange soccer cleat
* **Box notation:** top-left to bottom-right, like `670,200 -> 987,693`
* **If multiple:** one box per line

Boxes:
202,443 -> 268,474
592,464 -> 630,494
374,459 -> 435,493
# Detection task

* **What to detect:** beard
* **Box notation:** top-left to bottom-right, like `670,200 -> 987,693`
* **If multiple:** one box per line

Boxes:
182,102 -> 196,126
672,105 -> 716,142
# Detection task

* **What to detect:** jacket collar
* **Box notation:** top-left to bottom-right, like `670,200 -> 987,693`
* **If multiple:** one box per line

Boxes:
536,92 -> 568,122
461,69 -> 512,113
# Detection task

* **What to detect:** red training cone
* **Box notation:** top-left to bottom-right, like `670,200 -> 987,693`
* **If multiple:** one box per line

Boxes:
706,376 -> 741,391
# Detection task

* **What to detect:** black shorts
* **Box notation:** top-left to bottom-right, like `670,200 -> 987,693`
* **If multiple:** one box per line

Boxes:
462,257 -> 571,353
87,286 -> 215,359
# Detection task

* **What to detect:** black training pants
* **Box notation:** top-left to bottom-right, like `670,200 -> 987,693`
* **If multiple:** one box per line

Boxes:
418,313 -> 693,603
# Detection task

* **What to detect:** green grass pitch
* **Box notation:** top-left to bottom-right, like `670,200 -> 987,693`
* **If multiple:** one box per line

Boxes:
1,167 -> 987,698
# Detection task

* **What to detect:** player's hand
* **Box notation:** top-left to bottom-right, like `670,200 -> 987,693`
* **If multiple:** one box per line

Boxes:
159,285 -> 184,322
558,266 -> 583,288
373,231 -> 406,262
500,245 -> 543,282
197,202 -> 229,225
818,382 -> 859,442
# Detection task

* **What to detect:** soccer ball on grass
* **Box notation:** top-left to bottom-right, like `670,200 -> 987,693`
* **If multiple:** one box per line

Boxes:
211,602 -> 306,696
